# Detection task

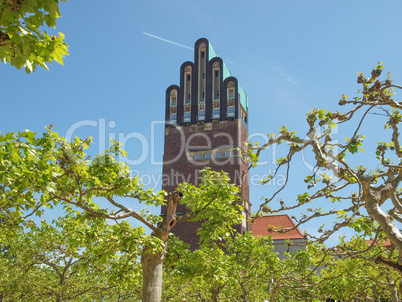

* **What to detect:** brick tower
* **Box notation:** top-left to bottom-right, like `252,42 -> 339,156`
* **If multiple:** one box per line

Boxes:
161,38 -> 250,248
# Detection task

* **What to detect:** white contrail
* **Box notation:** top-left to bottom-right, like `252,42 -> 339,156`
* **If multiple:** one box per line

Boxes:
141,32 -> 259,76
142,32 -> 193,51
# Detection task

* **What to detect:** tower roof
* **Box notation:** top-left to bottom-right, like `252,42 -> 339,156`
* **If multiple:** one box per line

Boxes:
165,38 -> 249,127
207,40 -> 248,111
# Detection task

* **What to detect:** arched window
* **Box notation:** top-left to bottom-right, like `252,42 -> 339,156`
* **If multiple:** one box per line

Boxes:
170,89 -> 177,106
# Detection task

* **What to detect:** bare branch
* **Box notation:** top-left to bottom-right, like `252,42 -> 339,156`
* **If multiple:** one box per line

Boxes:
106,197 -> 158,232
51,193 -> 158,232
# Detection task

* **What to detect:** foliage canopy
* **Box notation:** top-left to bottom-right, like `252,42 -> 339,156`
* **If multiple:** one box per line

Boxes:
0,0 -> 68,73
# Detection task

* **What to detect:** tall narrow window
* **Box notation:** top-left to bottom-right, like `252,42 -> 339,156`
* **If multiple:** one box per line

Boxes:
170,113 -> 177,123
183,104 -> 191,123
170,106 -> 177,124
170,89 -> 177,106
183,112 -> 191,122
240,106 -> 247,123
169,89 -> 178,123
227,106 -> 235,117
184,66 -> 192,104
212,62 -> 220,101
198,43 -> 206,102
212,100 -> 220,119
170,96 -> 177,106
198,102 -> 205,121
213,108 -> 220,119
227,97 -> 235,117
227,81 -> 235,99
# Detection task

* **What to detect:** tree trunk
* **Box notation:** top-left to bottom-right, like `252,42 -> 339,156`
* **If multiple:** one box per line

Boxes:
371,284 -> 380,302
211,288 -> 220,302
141,191 -> 183,302
141,249 -> 165,302
240,283 -> 248,302
399,280 -> 402,302
56,293 -> 62,302
389,283 -> 400,302
269,280 -> 279,302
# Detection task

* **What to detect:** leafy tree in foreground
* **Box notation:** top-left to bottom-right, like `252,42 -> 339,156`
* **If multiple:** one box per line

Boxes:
319,237 -> 400,302
0,0 -> 69,73
0,130 -> 242,302
163,233 -> 334,302
0,210 -> 143,301
162,234 -> 399,301
247,63 -> 402,287
163,232 -> 281,301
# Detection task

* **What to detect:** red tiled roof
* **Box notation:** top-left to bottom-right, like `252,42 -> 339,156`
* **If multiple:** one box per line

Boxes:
251,214 -> 305,240
366,240 -> 392,249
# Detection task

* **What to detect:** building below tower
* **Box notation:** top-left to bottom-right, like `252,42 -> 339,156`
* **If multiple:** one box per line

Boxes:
251,213 -> 308,259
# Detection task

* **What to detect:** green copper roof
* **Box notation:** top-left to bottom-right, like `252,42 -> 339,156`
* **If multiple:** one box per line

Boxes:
222,60 -> 232,80
208,43 -> 218,61
238,84 -> 248,111
208,42 -> 248,111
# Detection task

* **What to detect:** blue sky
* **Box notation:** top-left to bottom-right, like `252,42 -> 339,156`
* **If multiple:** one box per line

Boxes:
2,0 -> 402,244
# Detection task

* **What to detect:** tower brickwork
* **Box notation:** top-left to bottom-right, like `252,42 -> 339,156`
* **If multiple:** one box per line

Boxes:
161,38 -> 250,248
